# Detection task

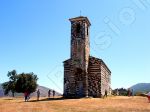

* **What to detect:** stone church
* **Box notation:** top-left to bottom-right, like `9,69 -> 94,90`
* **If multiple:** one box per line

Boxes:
63,16 -> 111,98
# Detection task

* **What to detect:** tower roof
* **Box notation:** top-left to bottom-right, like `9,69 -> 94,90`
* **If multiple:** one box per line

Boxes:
69,16 -> 91,26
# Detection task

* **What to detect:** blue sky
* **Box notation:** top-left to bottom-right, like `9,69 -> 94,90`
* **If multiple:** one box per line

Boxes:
0,0 -> 150,93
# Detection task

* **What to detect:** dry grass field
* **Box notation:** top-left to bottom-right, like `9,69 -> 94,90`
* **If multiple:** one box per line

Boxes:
0,96 -> 150,112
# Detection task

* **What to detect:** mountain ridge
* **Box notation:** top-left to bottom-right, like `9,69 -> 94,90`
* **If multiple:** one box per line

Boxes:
130,83 -> 150,94
0,84 -> 62,97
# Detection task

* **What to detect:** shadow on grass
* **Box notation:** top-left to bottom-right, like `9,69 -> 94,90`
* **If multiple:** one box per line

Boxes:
28,96 -> 86,102
16,96 -> 91,103
3,98 -> 13,100
29,97 -> 67,102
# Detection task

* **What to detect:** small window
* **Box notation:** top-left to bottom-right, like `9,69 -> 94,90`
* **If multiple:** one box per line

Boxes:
76,24 -> 80,33
87,27 -> 89,35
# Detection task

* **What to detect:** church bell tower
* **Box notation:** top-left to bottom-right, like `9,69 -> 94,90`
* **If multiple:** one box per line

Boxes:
69,16 -> 91,97
70,16 -> 91,71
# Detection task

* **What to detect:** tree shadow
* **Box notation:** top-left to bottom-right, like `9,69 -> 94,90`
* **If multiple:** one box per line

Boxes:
3,98 -> 13,100
17,96 -> 88,103
29,97 -> 67,102
28,96 -> 86,102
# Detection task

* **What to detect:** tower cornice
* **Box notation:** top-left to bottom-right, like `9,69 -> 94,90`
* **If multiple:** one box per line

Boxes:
69,16 -> 91,26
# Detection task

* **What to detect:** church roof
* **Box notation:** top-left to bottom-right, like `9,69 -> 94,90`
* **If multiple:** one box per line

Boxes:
63,56 -> 111,74
89,56 -> 111,74
69,16 -> 91,26
63,58 -> 71,63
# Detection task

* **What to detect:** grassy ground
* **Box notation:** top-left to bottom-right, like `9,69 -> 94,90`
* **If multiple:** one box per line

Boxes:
0,96 -> 150,112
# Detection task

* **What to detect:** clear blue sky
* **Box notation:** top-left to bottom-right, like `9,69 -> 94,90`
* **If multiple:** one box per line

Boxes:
0,0 -> 150,93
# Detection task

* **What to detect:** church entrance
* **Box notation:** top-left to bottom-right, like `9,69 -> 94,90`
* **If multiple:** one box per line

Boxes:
77,81 -> 83,97
75,68 -> 84,97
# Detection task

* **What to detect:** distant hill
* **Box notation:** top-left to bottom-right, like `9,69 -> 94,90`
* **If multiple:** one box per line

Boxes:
0,83 -> 62,97
31,86 -> 62,97
130,83 -> 150,95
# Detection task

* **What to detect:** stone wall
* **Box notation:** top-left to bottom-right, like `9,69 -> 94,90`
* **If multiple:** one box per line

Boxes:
64,56 -> 111,98
88,57 -> 101,97
100,60 -> 111,96
64,59 -> 87,98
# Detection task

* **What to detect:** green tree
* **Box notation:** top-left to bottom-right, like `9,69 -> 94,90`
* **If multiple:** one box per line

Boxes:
2,70 -> 17,97
2,70 -> 38,97
15,72 -> 38,93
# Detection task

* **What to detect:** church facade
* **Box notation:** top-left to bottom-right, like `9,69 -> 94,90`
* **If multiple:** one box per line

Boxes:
63,16 -> 111,98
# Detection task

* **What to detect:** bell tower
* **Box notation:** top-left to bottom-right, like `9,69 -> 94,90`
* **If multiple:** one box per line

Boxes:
68,16 -> 91,97
69,16 -> 91,71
